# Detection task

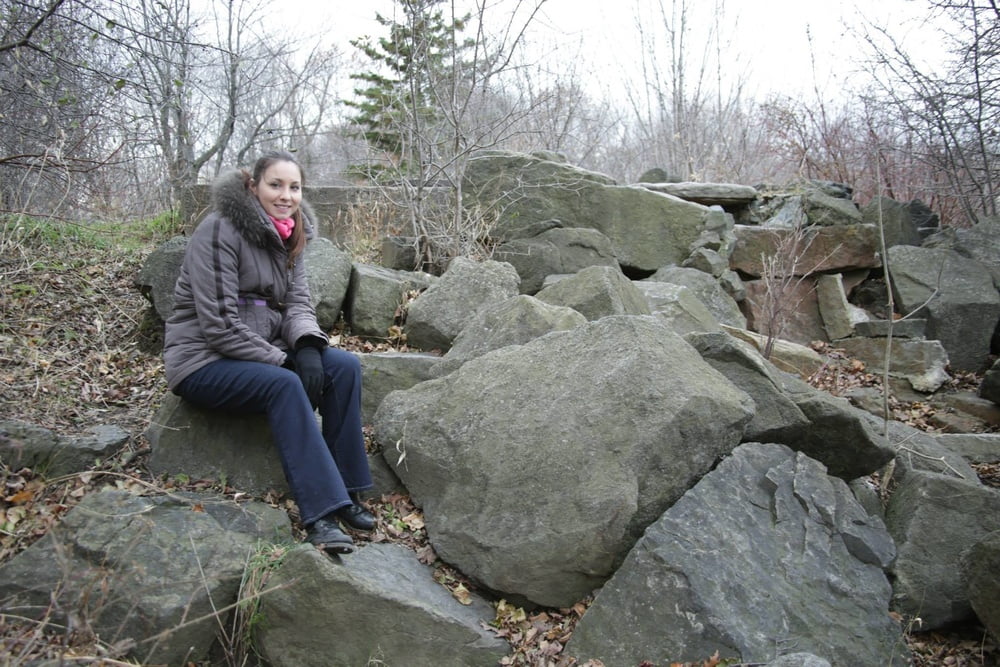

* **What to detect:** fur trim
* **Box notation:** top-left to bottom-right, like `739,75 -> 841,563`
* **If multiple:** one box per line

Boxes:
209,167 -> 318,247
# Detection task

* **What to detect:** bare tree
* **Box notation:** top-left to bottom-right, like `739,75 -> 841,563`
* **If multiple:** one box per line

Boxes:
0,0 -> 129,216
862,0 -> 1000,225
346,0 -> 552,269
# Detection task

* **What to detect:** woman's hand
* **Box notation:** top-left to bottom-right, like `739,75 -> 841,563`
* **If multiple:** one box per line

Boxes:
294,346 -> 324,408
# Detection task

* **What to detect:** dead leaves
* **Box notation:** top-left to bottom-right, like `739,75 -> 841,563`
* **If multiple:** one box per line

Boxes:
492,598 -> 588,666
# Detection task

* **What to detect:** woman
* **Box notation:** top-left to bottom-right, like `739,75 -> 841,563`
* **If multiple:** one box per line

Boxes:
163,150 -> 373,555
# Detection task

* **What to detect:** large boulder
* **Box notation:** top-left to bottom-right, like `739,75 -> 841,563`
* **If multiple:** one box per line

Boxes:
645,265 -> 746,328
373,315 -> 754,607
568,443 -> 908,666
755,376 -> 896,480
534,265 -> 651,321
720,325 -> 826,379
638,181 -> 759,208
742,276 -> 828,345
303,237 -> 353,330
729,224 -> 881,278
492,226 -> 619,295
431,295 -> 586,377
145,393 -> 287,494
358,351 -> 442,424
633,281 -> 722,335
935,432 -> 1000,463
1,420 -> 128,477
0,489 -> 290,666
862,195 -> 923,248
135,235 -> 188,320
979,357 -> 1000,405
962,531 -> 1000,642
684,332 -> 810,440
802,189 -> 863,226
463,150 -> 712,272
887,245 -> 1000,372
256,544 -> 508,667
344,263 -> 435,339
885,470 -> 1000,629
404,257 -> 520,352
835,336 -> 950,393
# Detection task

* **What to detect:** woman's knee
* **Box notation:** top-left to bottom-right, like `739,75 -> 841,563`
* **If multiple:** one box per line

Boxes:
322,347 -> 361,375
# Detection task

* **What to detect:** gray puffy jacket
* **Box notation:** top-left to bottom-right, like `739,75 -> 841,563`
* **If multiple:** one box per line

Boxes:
163,168 -> 327,392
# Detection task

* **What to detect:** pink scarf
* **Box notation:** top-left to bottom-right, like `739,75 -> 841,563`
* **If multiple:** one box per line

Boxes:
269,215 -> 295,240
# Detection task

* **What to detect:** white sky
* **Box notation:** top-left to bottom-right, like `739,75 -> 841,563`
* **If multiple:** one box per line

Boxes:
281,0 -> 947,101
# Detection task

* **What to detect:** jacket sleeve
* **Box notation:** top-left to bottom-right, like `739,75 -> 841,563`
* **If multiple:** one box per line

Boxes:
280,252 -> 329,348
187,217 -> 288,365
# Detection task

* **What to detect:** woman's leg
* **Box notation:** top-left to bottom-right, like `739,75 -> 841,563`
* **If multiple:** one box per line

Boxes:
317,348 -> 373,494
175,358 -> 352,525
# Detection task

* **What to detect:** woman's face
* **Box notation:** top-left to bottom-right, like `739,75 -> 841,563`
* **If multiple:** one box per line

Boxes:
251,160 -> 302,220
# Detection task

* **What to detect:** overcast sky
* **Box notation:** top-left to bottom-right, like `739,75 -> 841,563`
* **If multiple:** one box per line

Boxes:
281,0 -> 946,101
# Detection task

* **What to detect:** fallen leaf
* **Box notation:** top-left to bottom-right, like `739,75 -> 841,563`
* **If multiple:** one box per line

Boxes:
452,583 -> 472,605
6,489 -> 34,504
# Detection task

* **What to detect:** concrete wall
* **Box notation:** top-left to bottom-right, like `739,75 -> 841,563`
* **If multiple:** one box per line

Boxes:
186,185 -> 450,244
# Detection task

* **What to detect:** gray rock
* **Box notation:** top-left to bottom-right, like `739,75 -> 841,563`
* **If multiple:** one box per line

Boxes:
934,432 -> 1000,463
980,357 -> 1000,405
633,282 -> 722,335
852,318 -> 927,338
374,315 -> 753,607
862,195 -> 923,247
146,393 -> 287,493
135,235 -> 187,321
885,470 -> 1000,629
681,246 -> 729,276
962,531 -> 1000,643
742,276 -> 828,346
803,189 -> 863,226
0,420 -> 128,477
535,265 -> 651,321
257,544 -> 507,667
431,295 -> 585,377
638,181 -> 759,206
888,245 -> 1000,372
492,226 -> 619,295
834,336 -> 950,393
816,274 -> 855,340
767,654 -> 832,667
645,265 -> 746,328
359,351 -> 441,424
878,418 -> 980,482
404,257 -> 520,352
719,268 -> 747,302
304,237 -> 353,330
755,380 -> 896,480
463,150 -> 711,272
568,443 -> 907,666
684,331 -> 810,440
730,224 -> 881,279
0,489 -> 290,666
380,235 -> 419,271
345,263 -> 434,339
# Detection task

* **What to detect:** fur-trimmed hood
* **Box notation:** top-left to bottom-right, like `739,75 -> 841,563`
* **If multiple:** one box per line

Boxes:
209,168 -> 317,249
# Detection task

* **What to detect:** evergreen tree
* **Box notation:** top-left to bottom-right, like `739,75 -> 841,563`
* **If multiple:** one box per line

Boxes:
345,0 -> 471,179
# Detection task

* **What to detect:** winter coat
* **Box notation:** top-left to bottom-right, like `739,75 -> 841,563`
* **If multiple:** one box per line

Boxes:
163,168 -> 327,392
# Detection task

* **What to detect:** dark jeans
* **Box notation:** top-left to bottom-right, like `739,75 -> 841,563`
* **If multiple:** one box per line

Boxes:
176,348 -> 372,526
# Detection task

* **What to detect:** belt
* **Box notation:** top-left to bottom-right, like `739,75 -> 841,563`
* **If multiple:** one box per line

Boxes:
238,297 -> 269,307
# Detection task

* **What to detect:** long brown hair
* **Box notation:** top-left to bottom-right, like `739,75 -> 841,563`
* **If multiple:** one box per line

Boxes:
250,150 -> 307,265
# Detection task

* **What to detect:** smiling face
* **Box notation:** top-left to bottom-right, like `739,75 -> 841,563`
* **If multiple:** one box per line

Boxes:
250,160 -> 302,220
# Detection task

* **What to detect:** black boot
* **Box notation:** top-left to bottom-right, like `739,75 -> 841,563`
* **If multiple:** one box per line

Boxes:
335,493 -> 375,531
306,518 -> 355,554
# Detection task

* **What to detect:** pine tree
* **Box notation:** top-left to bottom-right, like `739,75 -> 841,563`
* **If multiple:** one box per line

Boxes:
345,0 -> 471,180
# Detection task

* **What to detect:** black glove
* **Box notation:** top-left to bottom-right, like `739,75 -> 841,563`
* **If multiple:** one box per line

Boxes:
294,346 -> 324,408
